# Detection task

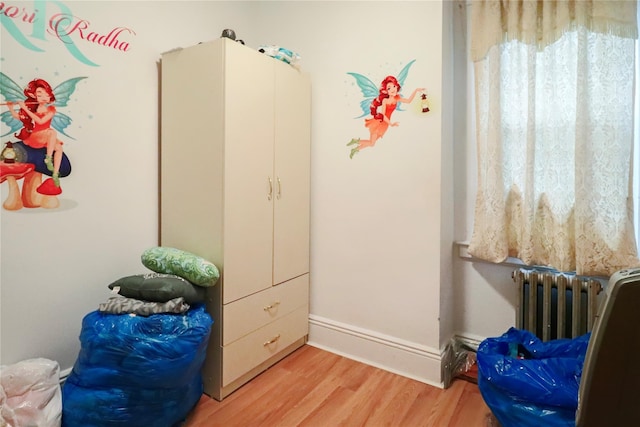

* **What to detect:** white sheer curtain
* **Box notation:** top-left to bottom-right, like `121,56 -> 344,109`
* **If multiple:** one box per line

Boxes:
468,0 -> 640,276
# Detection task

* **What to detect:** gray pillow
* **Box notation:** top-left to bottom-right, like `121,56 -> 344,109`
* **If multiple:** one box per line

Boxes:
108,273 -> 206,304
98,295 -> 190,316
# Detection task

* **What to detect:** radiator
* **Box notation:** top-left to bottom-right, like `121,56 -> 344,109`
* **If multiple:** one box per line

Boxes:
513,268 -> 603,341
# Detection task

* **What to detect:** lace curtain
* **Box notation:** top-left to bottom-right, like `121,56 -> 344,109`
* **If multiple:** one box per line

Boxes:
467,0 -> 640,276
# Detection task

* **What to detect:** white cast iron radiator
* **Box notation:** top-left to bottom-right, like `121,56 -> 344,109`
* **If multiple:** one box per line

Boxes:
513,268 -> 603,341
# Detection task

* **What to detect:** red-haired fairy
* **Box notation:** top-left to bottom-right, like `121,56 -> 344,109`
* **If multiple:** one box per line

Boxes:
347,60 -> 424,159
6,79 -> 64,186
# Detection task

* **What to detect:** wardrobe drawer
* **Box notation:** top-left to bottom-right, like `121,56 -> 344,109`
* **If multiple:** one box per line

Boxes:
222,305 -> 309,386
223,274 -> 308,345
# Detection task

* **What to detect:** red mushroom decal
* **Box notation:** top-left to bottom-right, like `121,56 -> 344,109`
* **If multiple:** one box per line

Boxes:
21,172 -> 61,209
0,162 -> 35,210
36,177 -> 62,196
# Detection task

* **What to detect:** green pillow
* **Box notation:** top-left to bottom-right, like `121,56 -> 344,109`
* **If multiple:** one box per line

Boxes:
141,247 -> 219,286
108,273 -> 207,304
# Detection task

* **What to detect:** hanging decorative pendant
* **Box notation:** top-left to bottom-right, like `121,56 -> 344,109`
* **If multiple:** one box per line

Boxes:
421,93 -> 430,113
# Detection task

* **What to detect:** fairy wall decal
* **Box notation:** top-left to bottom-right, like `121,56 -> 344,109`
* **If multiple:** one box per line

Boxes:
0,72 -> 86,209
347,60 -> 425,159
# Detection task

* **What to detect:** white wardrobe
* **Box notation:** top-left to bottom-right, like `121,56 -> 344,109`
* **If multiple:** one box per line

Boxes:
160,37 -> 311,400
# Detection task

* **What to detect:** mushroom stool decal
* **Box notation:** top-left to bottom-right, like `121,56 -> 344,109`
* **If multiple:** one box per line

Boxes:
0,160 -> 34,210
0,140 -> 69,210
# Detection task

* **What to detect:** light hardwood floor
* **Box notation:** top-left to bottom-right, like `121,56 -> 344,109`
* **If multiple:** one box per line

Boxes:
184,345 -> 494,427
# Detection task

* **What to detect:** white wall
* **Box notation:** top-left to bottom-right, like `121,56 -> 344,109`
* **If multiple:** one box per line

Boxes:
1,0 -> 516,387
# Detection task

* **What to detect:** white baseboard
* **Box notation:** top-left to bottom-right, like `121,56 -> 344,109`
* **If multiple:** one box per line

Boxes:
307,314 -> 444,389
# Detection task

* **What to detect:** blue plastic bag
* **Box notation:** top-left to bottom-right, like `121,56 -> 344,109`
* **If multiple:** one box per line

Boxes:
61,377 -> 203,427
62,304 -> 213,427
477,327 -> 590,427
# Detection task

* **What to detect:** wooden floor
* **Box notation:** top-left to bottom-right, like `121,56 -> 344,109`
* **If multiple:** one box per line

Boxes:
184,345 -> 495,427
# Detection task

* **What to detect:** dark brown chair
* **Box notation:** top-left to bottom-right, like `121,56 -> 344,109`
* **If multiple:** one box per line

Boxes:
576,268 -> 640,426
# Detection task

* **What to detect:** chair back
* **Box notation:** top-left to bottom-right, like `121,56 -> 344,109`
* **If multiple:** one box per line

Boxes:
576,268 -> 640,426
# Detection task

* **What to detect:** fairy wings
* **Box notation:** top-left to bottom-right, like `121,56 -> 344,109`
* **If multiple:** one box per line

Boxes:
0,72 -> 87,139
347,59 -> 416,119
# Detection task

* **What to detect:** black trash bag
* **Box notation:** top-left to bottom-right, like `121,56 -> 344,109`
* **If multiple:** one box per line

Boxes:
62,304 -> 213,427
477,327 -> 590,427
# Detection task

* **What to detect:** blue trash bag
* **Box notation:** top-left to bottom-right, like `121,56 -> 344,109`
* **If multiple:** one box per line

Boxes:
477,327 -> 591,427
61,376 -> 203,427
62,304 -> 213,427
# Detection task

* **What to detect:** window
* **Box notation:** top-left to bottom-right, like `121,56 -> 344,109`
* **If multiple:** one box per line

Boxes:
465,0 -> 640,276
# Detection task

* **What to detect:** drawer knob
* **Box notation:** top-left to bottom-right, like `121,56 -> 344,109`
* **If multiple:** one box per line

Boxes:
263,334 -> 281,346
263,301 -> 281,311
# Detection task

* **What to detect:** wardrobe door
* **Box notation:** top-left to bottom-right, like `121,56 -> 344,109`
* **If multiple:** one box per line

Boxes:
160,42 -> 225,264
222,43 -> 276,303
272,63 -> 311,286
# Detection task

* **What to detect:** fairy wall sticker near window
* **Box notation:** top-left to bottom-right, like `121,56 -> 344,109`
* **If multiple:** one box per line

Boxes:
0,72 -> 86,210
347,60 -> 426,159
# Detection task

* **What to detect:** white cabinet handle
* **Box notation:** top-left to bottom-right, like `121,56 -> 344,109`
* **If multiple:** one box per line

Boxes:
267,177 -> 273,200
277,177 -> 282,199
263,334 -> 280,346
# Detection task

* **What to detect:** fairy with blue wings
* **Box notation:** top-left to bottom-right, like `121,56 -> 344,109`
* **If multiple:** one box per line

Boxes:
1,72 -> 85,193
347,60 -> 424,159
